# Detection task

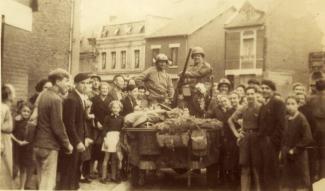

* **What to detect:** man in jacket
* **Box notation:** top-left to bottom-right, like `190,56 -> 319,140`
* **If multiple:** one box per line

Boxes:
58,73 -> 92,190
33,68 -> 73,190
307,79 -> 325,179
183,46 -> 212,88
135,53 -> 174,104
258,80 -> 286,191
108,74 -> 125,102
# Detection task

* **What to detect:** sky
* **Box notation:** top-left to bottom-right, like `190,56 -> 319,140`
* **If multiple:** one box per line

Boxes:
80,0 -> 232,35
80,0 -> 325,46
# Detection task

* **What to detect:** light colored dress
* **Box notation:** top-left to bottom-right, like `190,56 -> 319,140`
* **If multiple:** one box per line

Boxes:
102,131 -> 120,153
0,103 -> 14,189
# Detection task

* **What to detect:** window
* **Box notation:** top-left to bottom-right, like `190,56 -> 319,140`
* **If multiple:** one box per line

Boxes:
114,28 -> 120,35
152,48 -> 160,65
170,47 -> 178,66
111,51 -> 116,69
126,26 -> 133,34
121,51 -> 126,69
101,52 -> 107,70
240,30 -> 256,69
139,25 -> 145,33
134,50 -> 140,69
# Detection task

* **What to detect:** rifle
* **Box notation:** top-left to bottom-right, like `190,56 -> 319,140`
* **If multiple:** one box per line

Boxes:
171,48 -> 192,108
205,75 -> 214,111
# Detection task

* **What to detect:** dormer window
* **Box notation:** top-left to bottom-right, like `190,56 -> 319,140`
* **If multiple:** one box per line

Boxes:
114,28 -> 120,35
126,26 -> 133,34
139,25 -> 145,33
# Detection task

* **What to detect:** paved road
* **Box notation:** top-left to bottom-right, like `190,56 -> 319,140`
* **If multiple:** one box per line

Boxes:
80,169 -> 238,191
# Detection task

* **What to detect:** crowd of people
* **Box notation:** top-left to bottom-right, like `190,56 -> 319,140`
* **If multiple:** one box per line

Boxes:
1,46 -> 325,191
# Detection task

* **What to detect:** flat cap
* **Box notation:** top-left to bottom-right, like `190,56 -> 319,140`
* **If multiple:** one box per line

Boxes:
261,79 -> 276,91
74,72 -> 91,83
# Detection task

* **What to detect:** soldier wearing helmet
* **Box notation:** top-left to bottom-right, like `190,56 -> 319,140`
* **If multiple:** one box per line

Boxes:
182,47 -> 212,88
218,78 -> 232,95
135,53 -> 174,104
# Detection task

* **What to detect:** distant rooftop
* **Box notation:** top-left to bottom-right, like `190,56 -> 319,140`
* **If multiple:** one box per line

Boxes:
146,2 -> 235,38
98,15 -> 171,38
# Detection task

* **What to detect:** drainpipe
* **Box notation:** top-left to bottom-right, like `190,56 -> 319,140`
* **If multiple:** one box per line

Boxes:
68,0 -> 74,74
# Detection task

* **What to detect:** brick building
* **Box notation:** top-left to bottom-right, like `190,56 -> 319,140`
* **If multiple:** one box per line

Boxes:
224,0 -> 323,95
1,0 -> 80,99
94,16 -> 170,81
145,3 -> 236,80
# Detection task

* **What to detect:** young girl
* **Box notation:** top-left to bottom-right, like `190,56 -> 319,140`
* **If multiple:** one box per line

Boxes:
12,101 -> 35,190
281,96 -> 313,191
101,100 -> 124,183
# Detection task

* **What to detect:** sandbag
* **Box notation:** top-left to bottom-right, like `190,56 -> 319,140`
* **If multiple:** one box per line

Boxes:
156,132 -> 189,149
191,129 -> 208,156
124,109 -> 166,127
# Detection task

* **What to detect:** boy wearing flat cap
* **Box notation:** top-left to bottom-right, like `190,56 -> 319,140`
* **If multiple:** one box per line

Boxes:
258,79 -> 286,191
59,73 -> 93,190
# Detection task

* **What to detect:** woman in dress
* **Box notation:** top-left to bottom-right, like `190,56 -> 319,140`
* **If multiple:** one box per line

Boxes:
1,84 -> 16,189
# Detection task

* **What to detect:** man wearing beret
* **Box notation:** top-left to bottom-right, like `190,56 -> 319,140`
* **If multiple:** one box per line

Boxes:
58,73 -> 93,190
306,79 -> 325,179
257,79 -> 286,191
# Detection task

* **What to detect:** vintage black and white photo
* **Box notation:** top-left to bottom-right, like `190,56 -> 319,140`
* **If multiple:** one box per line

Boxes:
1,0 -> 325,190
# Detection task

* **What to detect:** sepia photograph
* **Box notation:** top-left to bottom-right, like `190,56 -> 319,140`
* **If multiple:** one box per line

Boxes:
1,0 -> 325,190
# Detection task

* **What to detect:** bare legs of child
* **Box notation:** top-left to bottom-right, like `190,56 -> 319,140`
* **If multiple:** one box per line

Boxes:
101,152 -> 123,183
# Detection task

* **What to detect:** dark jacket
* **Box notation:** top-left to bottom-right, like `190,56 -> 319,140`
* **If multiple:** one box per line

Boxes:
63,90 -> 89,146
34,88 -> 70,150
121,95 -> 137,116
101,114 -> 124,139
183,61 -> 212,86
91,95 -> 112,126
306,92 -> 325,178
258,96 -> 286,150
281,112 -> 313,187
90,95 -> 112,144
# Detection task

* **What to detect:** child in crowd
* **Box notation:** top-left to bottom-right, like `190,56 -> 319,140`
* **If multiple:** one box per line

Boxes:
281,96 -> 313,191
12,101 -> 35,190
101,101 -> 124,183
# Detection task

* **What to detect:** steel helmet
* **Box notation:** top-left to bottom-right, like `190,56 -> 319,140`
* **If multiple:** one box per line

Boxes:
191,46 -> 205,58
155,53 -> 169,62
218,78 -> 231,88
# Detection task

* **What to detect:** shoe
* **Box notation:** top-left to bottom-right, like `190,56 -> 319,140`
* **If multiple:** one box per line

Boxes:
111,177 -> 121,184
80,178 -> 92,184
89,174 -> 98,179
99,179 -> 107,184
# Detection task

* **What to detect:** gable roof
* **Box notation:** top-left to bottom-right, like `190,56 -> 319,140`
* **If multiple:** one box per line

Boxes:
225,1 -> 265,29
147,3 -> 236,39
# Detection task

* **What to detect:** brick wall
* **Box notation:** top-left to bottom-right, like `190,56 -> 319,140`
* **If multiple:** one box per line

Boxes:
189,7 -> 236,80
265,0 -> 323,88
28,0 -> 72,97
2,0 -> 73,100
145,36 -> 188,75
1,24 -> 30,99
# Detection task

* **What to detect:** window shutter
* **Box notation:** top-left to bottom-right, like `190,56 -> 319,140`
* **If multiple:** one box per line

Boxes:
256,29 -> 265,69
225,31 -> 240,70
